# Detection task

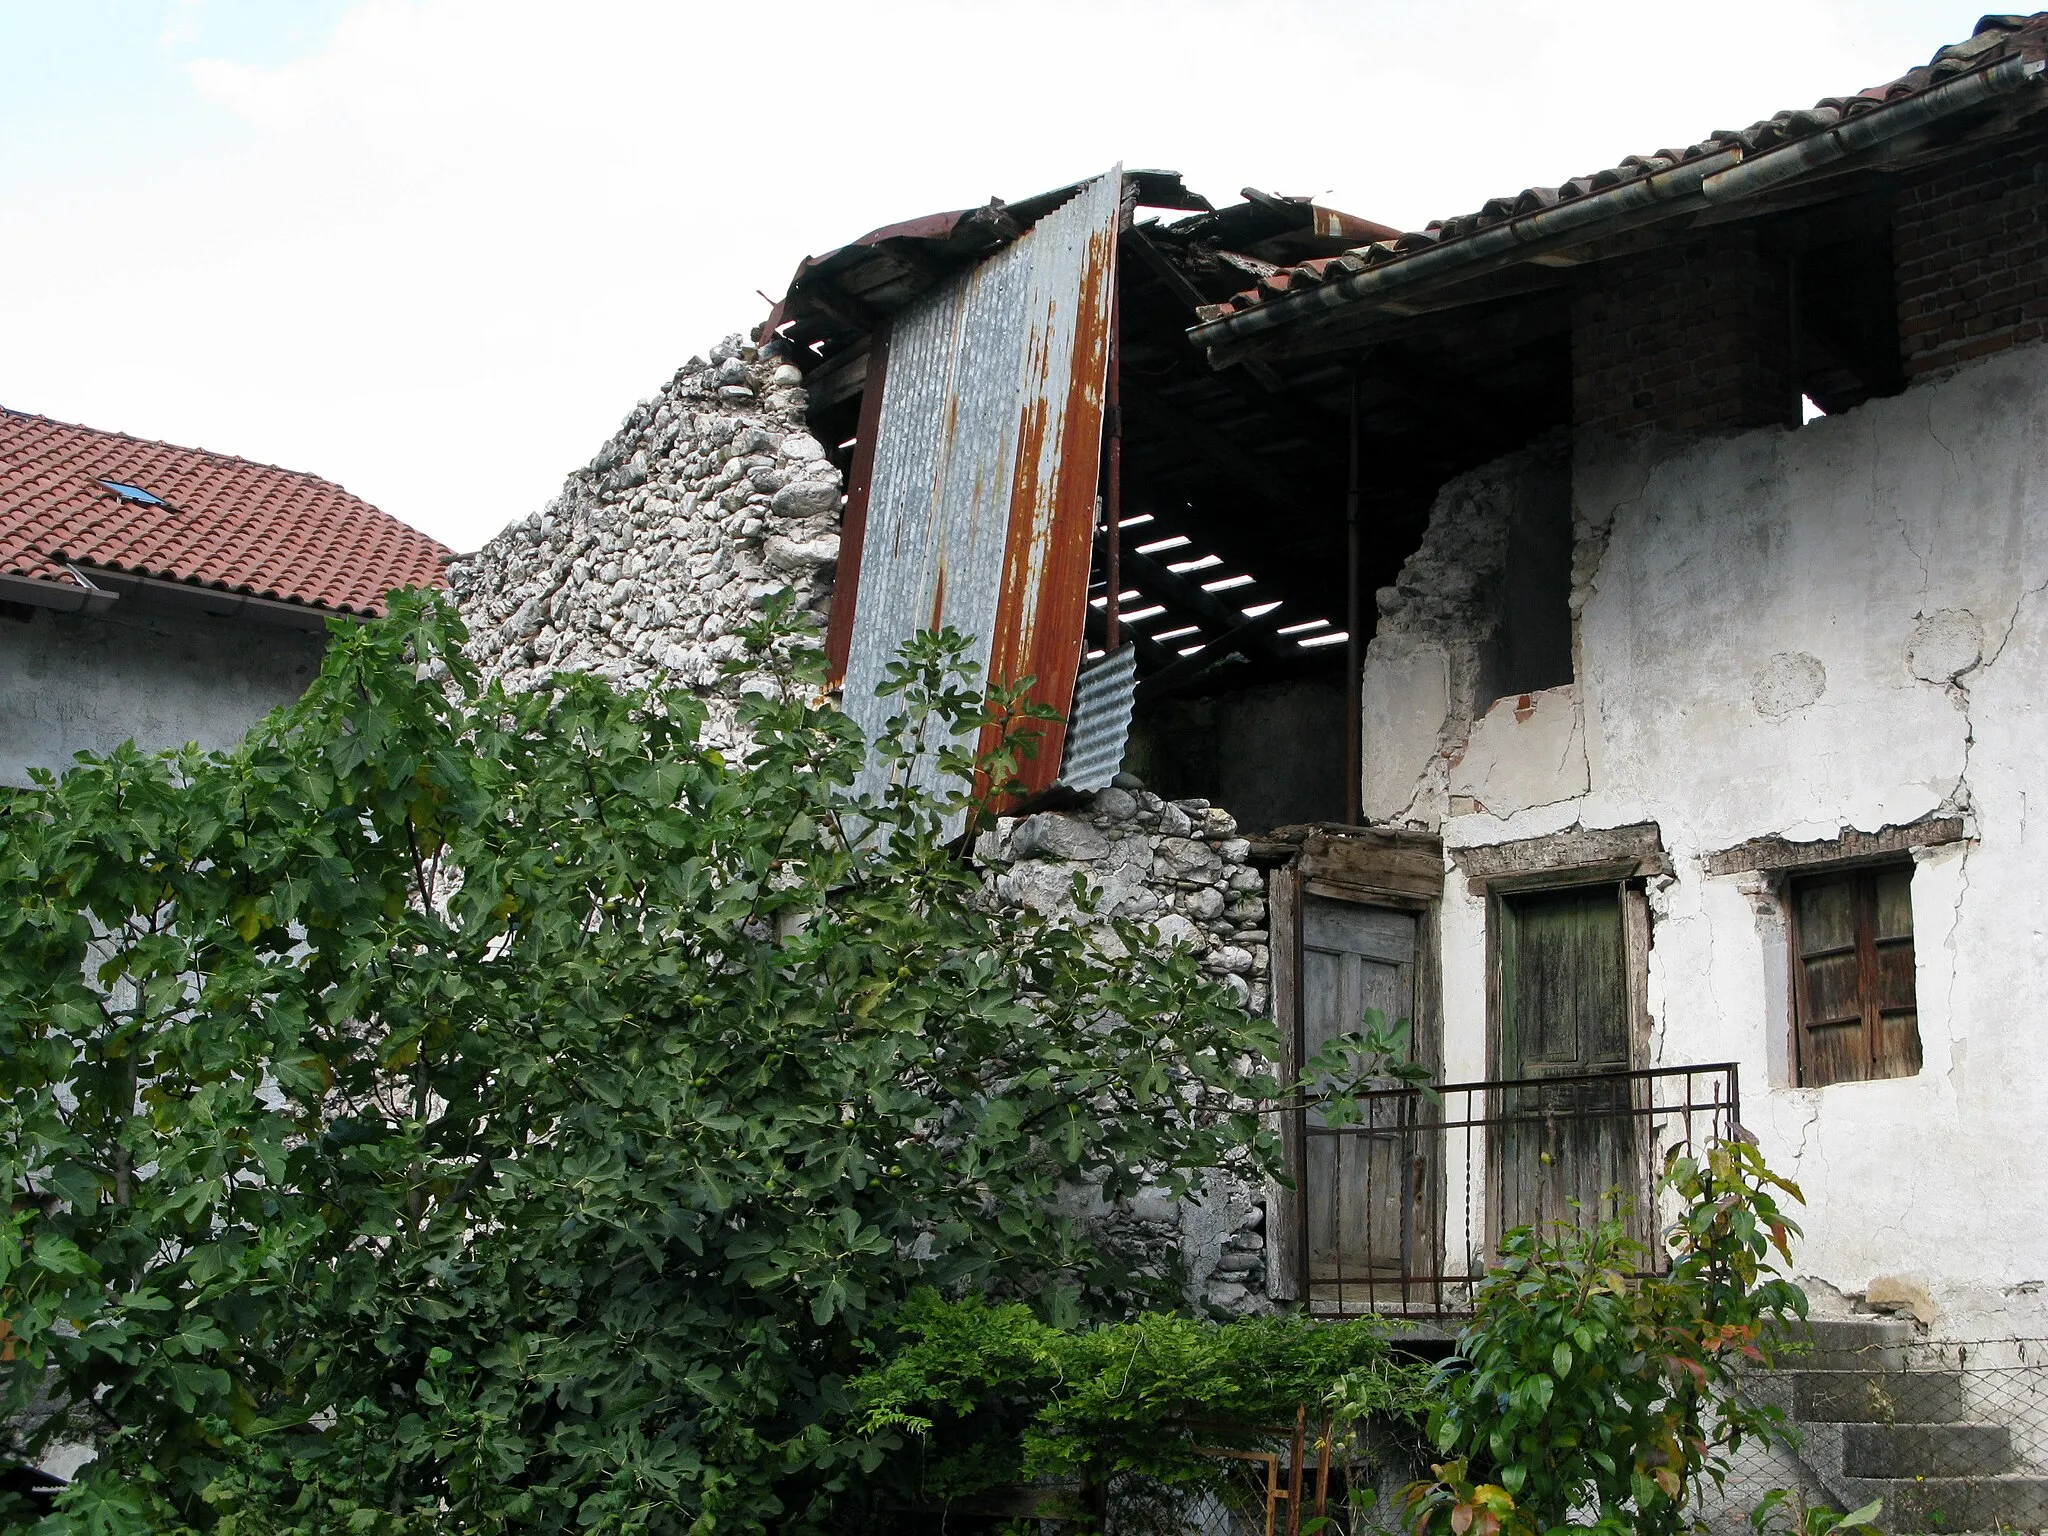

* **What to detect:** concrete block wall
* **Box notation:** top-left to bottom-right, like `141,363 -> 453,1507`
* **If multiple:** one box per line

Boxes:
1896,130 -> 2048,379
1571,230 -> 1796,434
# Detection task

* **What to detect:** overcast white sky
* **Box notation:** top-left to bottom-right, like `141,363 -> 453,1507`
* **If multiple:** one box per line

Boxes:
1,1 -> 1983,551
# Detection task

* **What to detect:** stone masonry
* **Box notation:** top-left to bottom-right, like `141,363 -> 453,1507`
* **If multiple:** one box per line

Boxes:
447,336 -> 844,753
974,785 -> 1275,1314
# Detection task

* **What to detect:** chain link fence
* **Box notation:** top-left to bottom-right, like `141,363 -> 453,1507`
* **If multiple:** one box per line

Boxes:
1694,1335 -> 2048,1535
1080,1338 -> 2048,1535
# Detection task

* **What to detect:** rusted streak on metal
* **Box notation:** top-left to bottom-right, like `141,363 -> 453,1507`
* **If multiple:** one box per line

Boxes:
983,170 -> 1120,805
837,169 -> 1121,832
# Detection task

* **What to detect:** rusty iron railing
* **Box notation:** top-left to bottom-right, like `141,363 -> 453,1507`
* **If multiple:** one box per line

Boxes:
1298,1061 -> 1741,1319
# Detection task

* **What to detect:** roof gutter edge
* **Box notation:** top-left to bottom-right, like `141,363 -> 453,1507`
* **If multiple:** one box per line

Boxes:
0,571 -> 118,615
1701,53 -> 2041,204
1190,53 -> 2041,364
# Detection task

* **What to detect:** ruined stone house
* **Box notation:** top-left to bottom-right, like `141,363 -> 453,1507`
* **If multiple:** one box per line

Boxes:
455,9 -> 2048,1386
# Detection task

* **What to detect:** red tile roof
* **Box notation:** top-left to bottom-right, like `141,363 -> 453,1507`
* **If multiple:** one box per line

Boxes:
0,409 -> 449,617
1196,13 -> 2048,322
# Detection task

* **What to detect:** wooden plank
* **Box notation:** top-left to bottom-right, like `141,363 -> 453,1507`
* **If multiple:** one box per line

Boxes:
1703,816 -> 1964,877
1299,828 -> 1445,900
1269,865 -> 1305,1302
1624,882 -> 1652,1070
802,340 -> 869,411
1455,822 -> 1670,891
823,320 -> 890,687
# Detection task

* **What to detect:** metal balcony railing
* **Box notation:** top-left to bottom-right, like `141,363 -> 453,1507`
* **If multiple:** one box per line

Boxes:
1295,1061 -> 1741,1319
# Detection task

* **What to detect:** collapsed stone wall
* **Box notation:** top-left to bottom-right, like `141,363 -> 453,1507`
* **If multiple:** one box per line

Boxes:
975,785 -> 1275,1314
447,336 -> 844,752
450,334 -> 1281,1317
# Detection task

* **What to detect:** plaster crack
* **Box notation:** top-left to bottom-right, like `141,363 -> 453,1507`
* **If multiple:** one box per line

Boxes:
1790,1096 -> 1822,1176
1908,404 -> 1958,594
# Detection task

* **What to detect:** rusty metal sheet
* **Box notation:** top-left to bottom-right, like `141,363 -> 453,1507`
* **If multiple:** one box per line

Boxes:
839,168 -> 1120,828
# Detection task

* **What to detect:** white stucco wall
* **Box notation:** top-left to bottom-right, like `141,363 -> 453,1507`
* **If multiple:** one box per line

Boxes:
1370,344 -> 2048,1336
0,603 -> 325,785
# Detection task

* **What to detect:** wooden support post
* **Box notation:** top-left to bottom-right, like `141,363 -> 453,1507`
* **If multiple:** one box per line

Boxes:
1286,1403 -> 1308,1536
1345,367 -> 1364,827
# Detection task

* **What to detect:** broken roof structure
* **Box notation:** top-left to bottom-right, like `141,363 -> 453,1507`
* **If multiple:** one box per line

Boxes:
753,11 -> 2048,829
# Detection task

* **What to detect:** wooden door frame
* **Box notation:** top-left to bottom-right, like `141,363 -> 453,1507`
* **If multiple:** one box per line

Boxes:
1269,831 -> 1444,1304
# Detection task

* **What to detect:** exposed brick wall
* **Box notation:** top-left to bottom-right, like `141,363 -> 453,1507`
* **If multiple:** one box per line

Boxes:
1895,132 -> 2048,379
1572,231 -> 1795,434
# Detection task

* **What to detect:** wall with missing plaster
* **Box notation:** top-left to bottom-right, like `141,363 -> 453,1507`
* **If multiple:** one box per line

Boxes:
1359,431 -> 1573,826
1372,342 -> 2048,1336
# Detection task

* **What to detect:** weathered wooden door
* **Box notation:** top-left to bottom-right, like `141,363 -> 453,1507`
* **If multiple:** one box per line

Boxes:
1492,882 -> 1643,1247
1301,897 -> 1433,1288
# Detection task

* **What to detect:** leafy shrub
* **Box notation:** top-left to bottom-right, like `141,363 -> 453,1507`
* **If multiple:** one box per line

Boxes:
0,593 -> 1277,1534
846,1290 -> 1434,1524
1405,1139 -> 1808,1536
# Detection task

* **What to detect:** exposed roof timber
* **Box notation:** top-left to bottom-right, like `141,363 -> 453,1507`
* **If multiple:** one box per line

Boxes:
1113,542 -> 1303,664
1084,598 -> 1178,673
1134,601 -> 1299,700
1124,225 -> 1289,392
803,341 -> 870,409
1190,53 -> 2045,368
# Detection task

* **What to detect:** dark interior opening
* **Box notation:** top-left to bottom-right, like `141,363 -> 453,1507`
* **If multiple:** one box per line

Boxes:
778,178 -> 1575,835
1100,199 -> 1571,831
1776,190 -> 1907,419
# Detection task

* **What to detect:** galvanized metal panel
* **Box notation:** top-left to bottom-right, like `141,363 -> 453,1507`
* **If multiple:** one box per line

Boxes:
840,168 -> 1120,827
1056,645 -> 1137,793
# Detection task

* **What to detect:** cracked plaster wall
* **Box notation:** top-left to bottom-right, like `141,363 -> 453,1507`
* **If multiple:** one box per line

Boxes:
1408,344 -> 2048,1337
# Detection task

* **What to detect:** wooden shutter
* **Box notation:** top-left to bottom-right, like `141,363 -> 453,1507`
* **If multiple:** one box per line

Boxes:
1791,864 -> 1920,1086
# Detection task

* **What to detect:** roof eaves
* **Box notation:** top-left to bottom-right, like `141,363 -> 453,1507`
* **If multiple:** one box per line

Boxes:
1189,16 -> 2048,364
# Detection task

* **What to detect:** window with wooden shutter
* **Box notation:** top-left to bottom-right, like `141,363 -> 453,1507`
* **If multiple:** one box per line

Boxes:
1789,863 -> 1921,1087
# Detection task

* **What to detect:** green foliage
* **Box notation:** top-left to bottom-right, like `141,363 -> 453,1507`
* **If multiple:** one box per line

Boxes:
1405,1138 -> 1809,1536
1299,1010 -> 1438,1129
1747,1489 -> 1884,1536
844,1290 -> 1433,1519
0,591 -> 1278,1534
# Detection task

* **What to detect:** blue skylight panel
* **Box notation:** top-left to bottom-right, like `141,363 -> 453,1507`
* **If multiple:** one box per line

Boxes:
99,479 -> 165,506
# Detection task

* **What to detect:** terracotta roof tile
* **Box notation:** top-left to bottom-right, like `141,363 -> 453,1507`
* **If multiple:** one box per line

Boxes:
0,409 -> 449,617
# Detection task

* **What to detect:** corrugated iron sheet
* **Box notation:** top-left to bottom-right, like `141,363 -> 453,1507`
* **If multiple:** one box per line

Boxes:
839,168 -> 1121,829
1056,644 -> 1137,793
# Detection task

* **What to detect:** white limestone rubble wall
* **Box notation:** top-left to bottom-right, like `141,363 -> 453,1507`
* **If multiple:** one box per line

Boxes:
447,335 -> 843,753
975,784 -> 1275,1314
